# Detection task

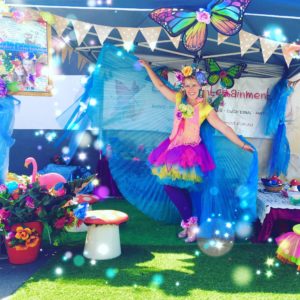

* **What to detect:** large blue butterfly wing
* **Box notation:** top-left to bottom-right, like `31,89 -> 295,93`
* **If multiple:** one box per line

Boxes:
149,8 -> 197,36
211,0 -> 251,35
182,22 -> 208,52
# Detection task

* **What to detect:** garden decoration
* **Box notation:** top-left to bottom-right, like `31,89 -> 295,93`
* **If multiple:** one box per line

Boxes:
149,0 -> 251,52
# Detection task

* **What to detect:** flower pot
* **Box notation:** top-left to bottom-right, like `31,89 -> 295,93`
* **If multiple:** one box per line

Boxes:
5,221 -> 43,265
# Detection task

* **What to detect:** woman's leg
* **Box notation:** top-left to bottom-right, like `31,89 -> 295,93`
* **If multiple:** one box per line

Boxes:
164,185 -> 192,222
164,185 -> 198,242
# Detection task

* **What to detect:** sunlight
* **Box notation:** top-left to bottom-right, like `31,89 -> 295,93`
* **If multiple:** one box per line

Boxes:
136,252 -> 195,275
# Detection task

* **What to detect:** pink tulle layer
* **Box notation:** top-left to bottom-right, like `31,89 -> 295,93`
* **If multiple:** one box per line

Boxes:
276,232 -> 300,258
148,138 -> 215,172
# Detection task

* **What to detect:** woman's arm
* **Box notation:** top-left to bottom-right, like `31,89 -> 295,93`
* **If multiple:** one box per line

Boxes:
139,60 -> 176,103
206,110 -> 254,152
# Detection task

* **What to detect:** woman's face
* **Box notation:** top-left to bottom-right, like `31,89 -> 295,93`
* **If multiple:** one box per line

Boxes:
183,78 -> 201,101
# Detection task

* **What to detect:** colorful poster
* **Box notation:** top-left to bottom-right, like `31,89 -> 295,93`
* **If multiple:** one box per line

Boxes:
0,16 -> 51,96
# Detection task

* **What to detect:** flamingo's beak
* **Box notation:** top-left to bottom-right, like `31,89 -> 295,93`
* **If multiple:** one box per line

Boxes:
24,160 -> 29,168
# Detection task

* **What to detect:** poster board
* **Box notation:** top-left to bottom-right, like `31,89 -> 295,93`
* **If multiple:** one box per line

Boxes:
0,15 -> 51,96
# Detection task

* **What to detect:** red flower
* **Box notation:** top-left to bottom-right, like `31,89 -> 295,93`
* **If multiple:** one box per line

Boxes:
0,209 -> 11,222
25,196 -> 35,208
54,217 -> 66,229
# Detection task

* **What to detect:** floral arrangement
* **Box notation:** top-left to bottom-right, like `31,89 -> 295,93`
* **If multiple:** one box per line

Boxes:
0,175 -> 94,245
0,51 -> 20,97
175,65 -> 207,87
177,103 -> 194,119
6,225 -> 40,251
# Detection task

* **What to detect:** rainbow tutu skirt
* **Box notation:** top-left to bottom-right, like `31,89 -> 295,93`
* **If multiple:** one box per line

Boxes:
276,224 -> 300,270
148,138 -> 215,189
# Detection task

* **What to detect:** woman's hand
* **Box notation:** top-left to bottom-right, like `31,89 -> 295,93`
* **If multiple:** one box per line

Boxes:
138,59 -> 151,69
242,144 -> 255,153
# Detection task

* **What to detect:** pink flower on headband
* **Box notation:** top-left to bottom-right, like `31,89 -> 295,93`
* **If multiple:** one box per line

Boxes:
196,9 -> 211,24
175,71 -> 184,83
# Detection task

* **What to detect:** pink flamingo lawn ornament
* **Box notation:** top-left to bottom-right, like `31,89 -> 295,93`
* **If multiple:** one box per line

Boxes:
24,157 -> 67,190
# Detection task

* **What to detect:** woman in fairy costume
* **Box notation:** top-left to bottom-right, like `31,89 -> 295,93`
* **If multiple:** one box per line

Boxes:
139,60 -> 254,243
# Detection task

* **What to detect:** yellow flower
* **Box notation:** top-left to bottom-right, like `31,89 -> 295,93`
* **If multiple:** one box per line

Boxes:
15,226 -> 32,241
181,66 -> 193,77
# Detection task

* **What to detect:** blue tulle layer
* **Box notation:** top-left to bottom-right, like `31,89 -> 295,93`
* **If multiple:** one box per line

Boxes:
262,77 -> 293,176
58,43 -> 259,236
0,96 -> 15,184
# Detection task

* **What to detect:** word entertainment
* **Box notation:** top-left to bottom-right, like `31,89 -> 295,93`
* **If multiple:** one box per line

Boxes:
208,87 -> 270,100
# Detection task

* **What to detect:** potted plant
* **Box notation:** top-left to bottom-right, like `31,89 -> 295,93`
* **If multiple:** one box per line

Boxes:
0,175 -> 94,264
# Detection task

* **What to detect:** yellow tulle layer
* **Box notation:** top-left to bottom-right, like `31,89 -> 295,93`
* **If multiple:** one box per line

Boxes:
151,165 -> 202,183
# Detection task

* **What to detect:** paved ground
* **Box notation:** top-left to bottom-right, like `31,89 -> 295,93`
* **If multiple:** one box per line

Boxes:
0,248 -> 57,300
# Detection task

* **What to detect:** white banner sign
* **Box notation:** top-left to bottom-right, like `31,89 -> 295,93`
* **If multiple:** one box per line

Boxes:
210,77 -> 279,138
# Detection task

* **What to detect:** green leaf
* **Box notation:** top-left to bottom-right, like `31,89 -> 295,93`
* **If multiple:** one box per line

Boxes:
7,82 -> 20,93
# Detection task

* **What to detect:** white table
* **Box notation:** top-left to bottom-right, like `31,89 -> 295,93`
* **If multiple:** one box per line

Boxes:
257,189 -> 300,223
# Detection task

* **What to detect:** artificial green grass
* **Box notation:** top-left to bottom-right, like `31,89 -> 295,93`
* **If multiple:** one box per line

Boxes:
11,199 -> 300,300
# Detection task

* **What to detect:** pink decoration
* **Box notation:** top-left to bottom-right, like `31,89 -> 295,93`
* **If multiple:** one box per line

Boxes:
12,10 -> 26,23
24,157 -> 66,190
175,71 -> 184,83
196,9 -> 211,24
94,185 -> 110,199
219,70 -> 228,78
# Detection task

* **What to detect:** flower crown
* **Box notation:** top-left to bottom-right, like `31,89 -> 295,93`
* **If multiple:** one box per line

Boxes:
175,65 -> 207,87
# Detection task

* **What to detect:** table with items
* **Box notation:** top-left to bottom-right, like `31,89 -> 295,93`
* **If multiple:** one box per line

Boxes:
256,188 -> 300,242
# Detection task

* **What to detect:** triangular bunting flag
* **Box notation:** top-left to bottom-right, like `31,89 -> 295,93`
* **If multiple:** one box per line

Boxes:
54,16 -> 70,37
61,47 -> 68,63
140,27 -> 161,51
167,33 -> 181,49
239,30 -> 258,56
218,33 -> 229,45
117,27 -> 139,44
281,43 -> 293,67
72,20 -> 92,46
67,46 -> 73,63
79,57 -> 88,71
94,25 -> 113,44
77,54 -> 84,69
259,38 -> 280,63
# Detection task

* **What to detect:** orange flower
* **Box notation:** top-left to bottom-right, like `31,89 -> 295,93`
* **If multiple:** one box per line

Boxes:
26,234 -> 39,248
15,226 -> 32,240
